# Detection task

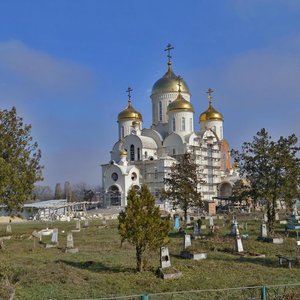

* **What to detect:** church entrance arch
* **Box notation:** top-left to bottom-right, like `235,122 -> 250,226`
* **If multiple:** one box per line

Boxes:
218,182 -> 232,198
108,185 -> 121,206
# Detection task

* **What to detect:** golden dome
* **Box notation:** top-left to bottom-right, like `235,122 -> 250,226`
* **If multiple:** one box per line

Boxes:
118,100 -> 142,122
152,64 -> 190,95
232,162 -> 239,169
119,149 -> 127,156
199,89 -> 223,122
168,93 -> 194,113
199,104 -> 223,122
132,120 -> 140,126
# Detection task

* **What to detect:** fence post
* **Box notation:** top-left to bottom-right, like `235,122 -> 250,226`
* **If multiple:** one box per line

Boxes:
140,294 -> 149,300
261,286 -> 267,300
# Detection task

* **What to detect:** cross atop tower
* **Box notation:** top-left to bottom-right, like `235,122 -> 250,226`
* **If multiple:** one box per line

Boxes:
177,75 -> 182,93
126,86 -> 133,102
206,88 -> 214,105
164,43 -> 174,65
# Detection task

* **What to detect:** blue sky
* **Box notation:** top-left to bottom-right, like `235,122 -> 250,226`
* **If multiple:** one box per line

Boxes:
0,0 -> 299,188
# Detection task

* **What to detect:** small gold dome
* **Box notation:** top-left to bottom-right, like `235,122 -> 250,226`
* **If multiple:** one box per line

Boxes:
132,120 -> 140,126
168,93 -> 194,113
118,101 -> 142,122
119,149 -> 127,156
232,162 -> 239,169
152,64 -> 190,96
199,102 -> 223,122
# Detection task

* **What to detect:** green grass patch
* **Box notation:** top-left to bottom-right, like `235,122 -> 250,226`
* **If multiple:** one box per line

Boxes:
0,218 -> 299,299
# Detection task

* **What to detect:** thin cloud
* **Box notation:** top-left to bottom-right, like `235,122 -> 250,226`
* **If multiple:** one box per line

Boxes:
0,40 -> 95,100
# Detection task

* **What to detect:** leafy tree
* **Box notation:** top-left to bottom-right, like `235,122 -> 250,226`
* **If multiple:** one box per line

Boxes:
72,182 -> 91,202
0,107 -> 42,211
118,184 -> 170,272
161,152 -> 203,224
232,129 -> 300,235
54,183 -> 62,199
230,179 -> 251,207
64,181 -> 72,202
83,189 -> 95,202
32,185 -> 53,201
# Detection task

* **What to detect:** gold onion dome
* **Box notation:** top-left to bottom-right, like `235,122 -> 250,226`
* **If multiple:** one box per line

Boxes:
168,75 -> 193,113
168,93 -> 194,113
152,44 -> 189,95
152,64 -> 190,95
118,100 -> 142,122
199,88 -> 223,122
118,87 -> 142,122
119,149 -> 127,156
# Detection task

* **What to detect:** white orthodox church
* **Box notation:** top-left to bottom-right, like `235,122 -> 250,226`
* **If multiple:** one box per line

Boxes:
101,45 -> 239,207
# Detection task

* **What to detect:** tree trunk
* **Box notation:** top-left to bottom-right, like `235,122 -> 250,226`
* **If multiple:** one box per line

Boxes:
267,198 -> 276,237
184,209 -> 188,228
136,245 -> 143,272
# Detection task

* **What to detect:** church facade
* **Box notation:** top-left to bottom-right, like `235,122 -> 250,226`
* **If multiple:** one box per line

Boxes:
101,45 -> 238,207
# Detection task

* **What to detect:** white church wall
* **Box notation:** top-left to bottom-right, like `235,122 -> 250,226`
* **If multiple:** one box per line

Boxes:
142,128 -> 163,147
168,111 -> 194,136
200,120 -> 223,140
163,133 -> 185,155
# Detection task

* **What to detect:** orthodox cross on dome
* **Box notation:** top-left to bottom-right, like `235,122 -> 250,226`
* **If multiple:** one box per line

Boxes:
206,88 -> 214,105
164,43 -> 174,65
177,75 -> 182,93
126,86 -> 133,102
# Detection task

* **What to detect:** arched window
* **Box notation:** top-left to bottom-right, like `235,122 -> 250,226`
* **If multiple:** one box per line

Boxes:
108,185 -> 121,206
137,147 -> 140,160
144,151 -> 148,159
181,117 -> 185,131
121,126 -> 124,138
130,144 -> 135,161
190,118 -> 192,132
159,101 -> 163,121
172,117 -> 176,131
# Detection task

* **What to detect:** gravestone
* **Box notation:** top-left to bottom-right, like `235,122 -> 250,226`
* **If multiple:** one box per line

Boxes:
76,220 -> 81,231
174,215 -> 180,230
84,219 -> 89,228
186,215 -> 191,225
65,232 -> 79,253
51,228 -> 58,244
72,220 -> 81,232
67,232 -> 74,248
275,212 -> 279,221
6,225 -> 12,234
32,230 -> 41,239
183,234 -> 191,249
193,223 -> 200,237
263,213 -> 268,222
46,228 -> 59,248
209,217 -> 214,227
231,220 -> 239,236
235,235 -> 244,253
260,223 -> 268,238
159,246 -> 182,279
160,247 -> 171,269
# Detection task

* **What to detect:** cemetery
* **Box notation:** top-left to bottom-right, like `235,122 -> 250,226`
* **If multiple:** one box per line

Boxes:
0,210 -> 300,299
